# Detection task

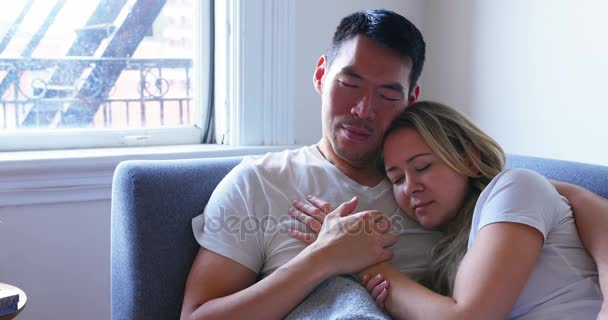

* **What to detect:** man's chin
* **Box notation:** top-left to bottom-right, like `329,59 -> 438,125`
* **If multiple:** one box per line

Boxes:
333,146 -> 378,167
327,133 -> 380,165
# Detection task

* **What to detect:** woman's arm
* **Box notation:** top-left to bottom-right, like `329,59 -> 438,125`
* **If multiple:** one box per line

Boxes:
290,194 -> 547,319
551,181 -> 608,317
360,222 -> 543,320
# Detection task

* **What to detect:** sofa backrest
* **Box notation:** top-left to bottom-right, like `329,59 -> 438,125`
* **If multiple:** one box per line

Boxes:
507,154 -> 608,198
111,154 -> 608,319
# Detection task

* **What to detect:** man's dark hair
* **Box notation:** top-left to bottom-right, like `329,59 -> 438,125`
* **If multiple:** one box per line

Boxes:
328,9 -> 425,95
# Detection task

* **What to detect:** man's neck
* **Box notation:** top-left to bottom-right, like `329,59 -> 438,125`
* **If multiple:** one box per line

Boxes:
316,138 -> 384,187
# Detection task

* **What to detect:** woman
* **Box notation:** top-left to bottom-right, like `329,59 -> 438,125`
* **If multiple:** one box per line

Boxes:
289,101 -> 604,319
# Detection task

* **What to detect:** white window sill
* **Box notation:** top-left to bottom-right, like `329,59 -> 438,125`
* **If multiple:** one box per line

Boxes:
0,144 -> 299,207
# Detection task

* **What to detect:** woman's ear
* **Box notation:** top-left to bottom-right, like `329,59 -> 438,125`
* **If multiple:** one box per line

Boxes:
313,55 -> 327,95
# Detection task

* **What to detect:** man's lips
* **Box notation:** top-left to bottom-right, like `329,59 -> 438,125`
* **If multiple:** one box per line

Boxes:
341,125 -> 372,141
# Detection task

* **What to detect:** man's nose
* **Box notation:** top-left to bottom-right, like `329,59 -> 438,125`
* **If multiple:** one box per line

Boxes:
351,92 -> 376,120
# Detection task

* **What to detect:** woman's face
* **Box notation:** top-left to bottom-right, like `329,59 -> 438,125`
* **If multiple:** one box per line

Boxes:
383,128 -> 469,229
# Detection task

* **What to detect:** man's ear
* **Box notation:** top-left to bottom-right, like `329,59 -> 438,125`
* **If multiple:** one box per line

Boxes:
313,55 -> 327,95
407,84 -> 420,105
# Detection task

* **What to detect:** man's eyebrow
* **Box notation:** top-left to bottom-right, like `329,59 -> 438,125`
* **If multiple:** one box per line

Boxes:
340,66 -> 363,79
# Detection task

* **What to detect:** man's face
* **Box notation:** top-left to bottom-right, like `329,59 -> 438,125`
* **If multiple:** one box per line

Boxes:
314,35 -> 419,167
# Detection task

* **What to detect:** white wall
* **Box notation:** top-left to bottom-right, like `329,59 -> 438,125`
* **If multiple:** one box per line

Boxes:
0,201 -> 110,320
292,0 -> 427,145
421,0 -> 475,112
0,144 -> 289,320
423,0 -> 608,166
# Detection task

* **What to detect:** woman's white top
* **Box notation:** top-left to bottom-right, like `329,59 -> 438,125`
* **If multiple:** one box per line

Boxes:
468,169 -> 602,319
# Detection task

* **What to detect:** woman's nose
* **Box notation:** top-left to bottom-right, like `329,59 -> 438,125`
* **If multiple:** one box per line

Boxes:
403,176 -> 423,196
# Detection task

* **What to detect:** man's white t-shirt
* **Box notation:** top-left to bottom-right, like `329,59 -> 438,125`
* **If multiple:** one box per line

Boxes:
468,168 -> 602,319
192,145 -> 440,279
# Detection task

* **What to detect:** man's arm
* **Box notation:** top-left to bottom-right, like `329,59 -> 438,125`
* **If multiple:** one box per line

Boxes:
180,160 -> 336,320
552,181 -> 608,316
180,247 -> 332,320
181,198 -> 396,320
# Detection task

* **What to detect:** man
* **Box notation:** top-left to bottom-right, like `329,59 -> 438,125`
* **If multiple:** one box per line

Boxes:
180,9 -> 607,319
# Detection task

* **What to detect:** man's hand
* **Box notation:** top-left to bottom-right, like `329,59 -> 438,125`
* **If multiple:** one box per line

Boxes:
288,195 -> 392,244
288,195 -> 334,242
292,196 -> 398,276
550,179 -> 608,319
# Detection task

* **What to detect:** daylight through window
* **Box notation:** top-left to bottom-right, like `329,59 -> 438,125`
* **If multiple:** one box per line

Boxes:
0,0 -> 203,145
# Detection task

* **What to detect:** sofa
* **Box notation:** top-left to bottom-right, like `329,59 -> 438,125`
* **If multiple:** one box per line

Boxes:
110,154 -> 608,319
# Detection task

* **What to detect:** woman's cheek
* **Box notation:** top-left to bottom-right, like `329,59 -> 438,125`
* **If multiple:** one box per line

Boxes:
393,187 -> 412,218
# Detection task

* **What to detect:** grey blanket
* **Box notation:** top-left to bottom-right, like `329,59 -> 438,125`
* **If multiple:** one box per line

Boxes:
285,276 -> 391,320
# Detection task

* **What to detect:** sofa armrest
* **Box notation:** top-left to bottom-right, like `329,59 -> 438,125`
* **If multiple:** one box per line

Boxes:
111,156 -> 242,320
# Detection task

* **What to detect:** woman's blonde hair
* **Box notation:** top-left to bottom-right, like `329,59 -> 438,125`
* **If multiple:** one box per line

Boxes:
384,101 -> 506,295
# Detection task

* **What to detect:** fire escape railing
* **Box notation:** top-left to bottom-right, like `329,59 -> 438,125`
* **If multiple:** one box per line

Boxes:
0,0 -> 178,130
0,57 -> 192,129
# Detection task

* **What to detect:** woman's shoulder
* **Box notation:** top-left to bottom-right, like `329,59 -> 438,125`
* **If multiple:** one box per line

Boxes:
494,167 -> 546,183
480,168 -> 570,219
471,169 -> 569,244
490,168 -> 556,196
477,168 -> 568,221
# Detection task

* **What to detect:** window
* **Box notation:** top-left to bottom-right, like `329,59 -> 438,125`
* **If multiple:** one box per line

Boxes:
0,0 -> 212,151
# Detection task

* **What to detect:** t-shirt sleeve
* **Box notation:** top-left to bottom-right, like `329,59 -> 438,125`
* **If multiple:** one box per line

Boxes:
191,159 -> 265,273
476,169 -> 564,241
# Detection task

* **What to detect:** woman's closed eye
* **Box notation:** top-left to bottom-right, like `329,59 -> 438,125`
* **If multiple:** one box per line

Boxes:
389,175 -> 405,185
415,163 -> 431,173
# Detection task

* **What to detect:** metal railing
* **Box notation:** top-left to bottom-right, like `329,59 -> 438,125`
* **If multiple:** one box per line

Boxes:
0,57 -> 193,129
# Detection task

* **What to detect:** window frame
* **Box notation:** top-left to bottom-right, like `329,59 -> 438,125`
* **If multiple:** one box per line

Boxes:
214,0 -> 296,146
0,0 -> 301,207
0,0 -> 211,152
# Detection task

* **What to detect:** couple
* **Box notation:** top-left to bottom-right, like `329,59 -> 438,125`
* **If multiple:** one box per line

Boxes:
288,100 -> 604,319
181,9 -> 607,319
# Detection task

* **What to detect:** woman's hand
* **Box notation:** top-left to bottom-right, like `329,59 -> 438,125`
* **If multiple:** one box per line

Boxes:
361,273 -> 390,310
296,197 -> 399,276
288,195 -> 335,244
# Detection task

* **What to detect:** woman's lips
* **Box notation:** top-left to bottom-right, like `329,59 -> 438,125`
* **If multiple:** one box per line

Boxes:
413,201 -> 433,215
